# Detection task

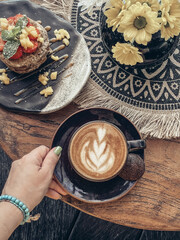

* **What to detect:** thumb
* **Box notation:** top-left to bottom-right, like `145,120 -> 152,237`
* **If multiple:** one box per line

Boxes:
41,146 -> 62,175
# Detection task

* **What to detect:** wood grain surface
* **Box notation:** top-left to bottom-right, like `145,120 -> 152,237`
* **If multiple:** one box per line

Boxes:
1,149 -> 180,240
0,104 -> 179,231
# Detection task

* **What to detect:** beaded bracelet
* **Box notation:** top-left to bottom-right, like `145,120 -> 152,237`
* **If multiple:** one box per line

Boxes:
0,195 -> 30,225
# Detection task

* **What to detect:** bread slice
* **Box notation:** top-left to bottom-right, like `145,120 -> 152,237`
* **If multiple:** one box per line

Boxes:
0,18 -> 50,74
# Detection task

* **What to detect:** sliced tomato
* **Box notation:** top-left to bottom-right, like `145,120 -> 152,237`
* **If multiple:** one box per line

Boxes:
7,14 -> 29,26
7,16 -> 16,25
14,14 -> 24,21
10,46 -> 23,59
27,24 -> 40,40
0,32 -> 6,51
22,40 -> 38,54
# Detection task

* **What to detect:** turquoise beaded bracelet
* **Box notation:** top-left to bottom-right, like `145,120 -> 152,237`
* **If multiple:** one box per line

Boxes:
0,195 -> 30,225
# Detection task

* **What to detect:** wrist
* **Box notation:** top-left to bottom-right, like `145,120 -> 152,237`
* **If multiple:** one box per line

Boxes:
0,195 -> 30,225
0,201 -> 23,237
0,201 -> 23,222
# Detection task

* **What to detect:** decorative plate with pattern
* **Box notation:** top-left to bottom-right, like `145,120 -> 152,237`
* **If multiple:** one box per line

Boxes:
71,1 -> 180,110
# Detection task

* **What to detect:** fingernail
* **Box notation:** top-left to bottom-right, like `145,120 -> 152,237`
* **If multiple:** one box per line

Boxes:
54,146 -> 62,156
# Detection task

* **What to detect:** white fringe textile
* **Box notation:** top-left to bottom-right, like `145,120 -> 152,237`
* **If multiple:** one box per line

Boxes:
42,0 -> 72,21
74,80 -> 180,139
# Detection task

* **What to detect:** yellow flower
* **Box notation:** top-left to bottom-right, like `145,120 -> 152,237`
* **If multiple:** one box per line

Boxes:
160,0 -> 180,40
108,0 -> 123,9
160,0 -> 180,24
112,42 -> 143,66
168,0 -> 180,20
117,2 -> 160,45
104,0 -> 131,31
161,21 -> 180,40
104,7 -> 122,31
131,0 -> 160,12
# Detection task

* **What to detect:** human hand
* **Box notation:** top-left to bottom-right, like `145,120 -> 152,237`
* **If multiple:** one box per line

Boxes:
2,145 -> 67,212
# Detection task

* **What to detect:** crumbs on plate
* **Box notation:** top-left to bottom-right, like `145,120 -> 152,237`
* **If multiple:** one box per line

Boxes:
50,71 -> 57,80
40,86 -> 53,97
0,69 -> 10,85
38,72 -> 49,85
54,29 -> 70,40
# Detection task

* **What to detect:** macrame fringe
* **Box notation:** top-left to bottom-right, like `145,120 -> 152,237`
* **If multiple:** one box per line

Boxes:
42,0 -> 72,21
74,81 -> 180,139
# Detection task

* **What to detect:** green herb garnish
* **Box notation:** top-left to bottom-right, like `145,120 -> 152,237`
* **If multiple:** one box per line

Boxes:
12,26 -> 21,37
1,30 -> 14,41
15,16 -> 28,29
2,15 -> 28,59
3,40 -> 20,59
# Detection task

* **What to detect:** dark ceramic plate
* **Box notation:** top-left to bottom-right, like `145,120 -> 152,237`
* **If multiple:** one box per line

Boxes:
0,0 -> 91,113
53,108 -> 144,203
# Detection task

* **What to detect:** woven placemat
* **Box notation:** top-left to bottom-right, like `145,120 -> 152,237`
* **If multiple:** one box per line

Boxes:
42,0 -> 180,139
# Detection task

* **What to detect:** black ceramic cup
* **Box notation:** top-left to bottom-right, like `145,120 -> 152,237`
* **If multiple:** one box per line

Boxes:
68,120 -> 146,182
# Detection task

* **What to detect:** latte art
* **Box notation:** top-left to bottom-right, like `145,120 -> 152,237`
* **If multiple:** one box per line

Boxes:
69,121 -> 127,181
81,127 -> 115,174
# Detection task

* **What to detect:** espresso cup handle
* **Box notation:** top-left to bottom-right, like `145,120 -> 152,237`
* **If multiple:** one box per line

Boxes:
127,139 -> 146,152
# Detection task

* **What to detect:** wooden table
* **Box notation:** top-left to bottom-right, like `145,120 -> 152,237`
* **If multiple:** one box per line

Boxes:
0,103 -> 179,231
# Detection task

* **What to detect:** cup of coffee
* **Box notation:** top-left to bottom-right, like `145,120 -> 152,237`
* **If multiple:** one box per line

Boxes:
68,120 -> 145,182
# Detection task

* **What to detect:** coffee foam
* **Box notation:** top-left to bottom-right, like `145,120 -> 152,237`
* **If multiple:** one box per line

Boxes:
69,121 -> 127,181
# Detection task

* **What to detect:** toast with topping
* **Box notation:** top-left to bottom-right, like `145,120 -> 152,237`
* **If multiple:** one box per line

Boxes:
0,14 -> 50,74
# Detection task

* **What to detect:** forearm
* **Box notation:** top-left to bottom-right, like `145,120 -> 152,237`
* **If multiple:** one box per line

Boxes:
0,202 -> 23,240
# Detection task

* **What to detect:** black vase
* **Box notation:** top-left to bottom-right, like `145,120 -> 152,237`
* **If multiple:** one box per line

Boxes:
100,13 -> 179,68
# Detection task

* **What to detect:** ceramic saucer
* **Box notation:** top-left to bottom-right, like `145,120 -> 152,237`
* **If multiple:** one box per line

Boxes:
53,108 -> 144,203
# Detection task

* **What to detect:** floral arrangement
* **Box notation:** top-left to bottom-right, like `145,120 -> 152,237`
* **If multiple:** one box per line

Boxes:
79,0 -> 180,66
104,0 -> 180,65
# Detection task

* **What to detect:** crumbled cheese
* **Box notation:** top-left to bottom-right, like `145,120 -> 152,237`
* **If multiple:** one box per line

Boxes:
55,33 -> 63,41
0,18 -> 9,30
44,72 -> 49,77
20,28 -> 36,49
50,72 -> 57,80
0,69 -> 6,73
0,73 -> 10,85
20,33 -> 27,39
25,26 -> 35,33
25,26 -> 38,38
56,29 -> 70,39
31,30 -> 38,37
20,37 -> 34,49
38,72 -> 49,86
62,38 -> 69,46
40,87 -> 53,97
54,29 -> 70,41
37,37 -> 44,43
21,29 -> 29,37
51,55 -> 60,61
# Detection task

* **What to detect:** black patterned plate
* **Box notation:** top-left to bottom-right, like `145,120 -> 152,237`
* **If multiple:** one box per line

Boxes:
53,108 -> 144,203
0,0 -> 91,113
